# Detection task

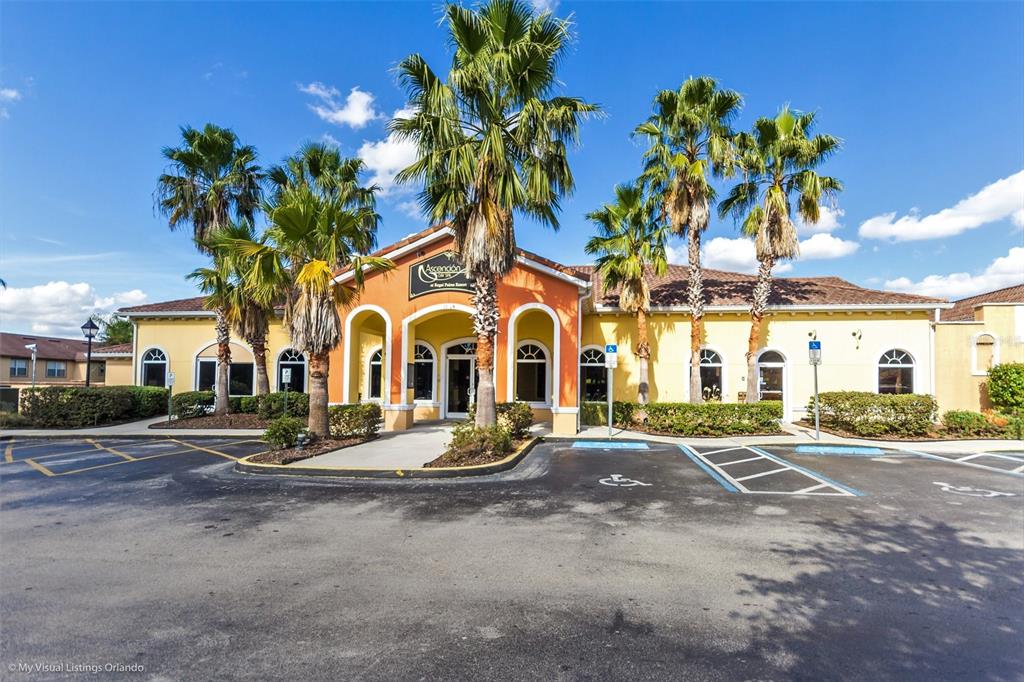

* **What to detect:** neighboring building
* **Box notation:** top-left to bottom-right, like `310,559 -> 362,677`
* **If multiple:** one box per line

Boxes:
119,224 -> 967,435
0,333 -> 134,409
934,284 -> 1024,412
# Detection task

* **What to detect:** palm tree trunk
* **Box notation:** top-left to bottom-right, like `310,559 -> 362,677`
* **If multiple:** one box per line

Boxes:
251,335 -> 270,396
308,350 -> 330,437
214,307 -> 232,416
687,226 -> 704,404
745,256 -> 775,404
472,273 -> 499,428
636,307 -> 650,405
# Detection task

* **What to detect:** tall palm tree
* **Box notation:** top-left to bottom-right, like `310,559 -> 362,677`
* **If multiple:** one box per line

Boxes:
156,123 -> 263,414
585,183 -> 668,406
634,77 -> 741,404
224,162 -> 391,437
391,0 -> 599,428
187,256 -> 236,414
719,107 -> 842,403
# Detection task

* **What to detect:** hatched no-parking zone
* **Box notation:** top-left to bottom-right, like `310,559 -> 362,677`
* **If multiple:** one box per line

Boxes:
679,444 -> 862,496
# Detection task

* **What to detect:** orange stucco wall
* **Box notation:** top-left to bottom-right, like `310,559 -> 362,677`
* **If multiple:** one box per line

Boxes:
327,233 -> 582,410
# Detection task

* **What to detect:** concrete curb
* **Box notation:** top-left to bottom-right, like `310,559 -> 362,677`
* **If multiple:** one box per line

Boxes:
234,437 -> 540,479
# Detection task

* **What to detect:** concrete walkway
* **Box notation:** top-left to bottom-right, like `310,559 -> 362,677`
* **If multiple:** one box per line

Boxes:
1,416 -> 265,439
575,422 -> 1024,453
293,422 -> 454,469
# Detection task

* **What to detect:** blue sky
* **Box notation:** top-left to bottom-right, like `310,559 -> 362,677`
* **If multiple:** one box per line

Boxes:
2,0 -> 1022,336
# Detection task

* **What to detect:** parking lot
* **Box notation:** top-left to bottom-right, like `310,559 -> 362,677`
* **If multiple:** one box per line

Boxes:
2,435 -> 1022,680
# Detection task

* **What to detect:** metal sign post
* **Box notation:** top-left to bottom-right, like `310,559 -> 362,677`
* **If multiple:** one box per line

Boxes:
604,344 -> 618,438
166,372 -> 176,424
282,368 -> 292,415
808,341 -> 821,441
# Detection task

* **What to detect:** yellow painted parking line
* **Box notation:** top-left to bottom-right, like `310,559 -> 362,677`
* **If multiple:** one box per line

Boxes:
52,450 -> 186,476
167,438 -> 238,461
86,438 -> 135,461
24,458 -> 55,477
4,443 -> 12,463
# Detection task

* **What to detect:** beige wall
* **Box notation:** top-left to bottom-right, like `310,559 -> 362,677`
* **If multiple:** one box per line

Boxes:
1,355 -> 129,388
935,304 -> 1024,413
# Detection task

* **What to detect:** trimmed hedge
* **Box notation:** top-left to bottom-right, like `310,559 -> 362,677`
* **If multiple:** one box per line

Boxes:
987,363 -> 1024,411
127,386 -> 169,418
942,410 -> 996,437
581,401 -> 639,427
440,422 -> 513,465
467,402 -> 534,439
644,402 -> 783,436
812,391 -> 937,437
257,391 -> 310,419
264,416 -> 308,450
19,386 -> 162,428
328,403 -> 382,438
171,391 -> 214,419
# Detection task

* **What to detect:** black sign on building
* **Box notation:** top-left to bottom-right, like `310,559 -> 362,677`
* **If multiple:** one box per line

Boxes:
409,251 -> 475,299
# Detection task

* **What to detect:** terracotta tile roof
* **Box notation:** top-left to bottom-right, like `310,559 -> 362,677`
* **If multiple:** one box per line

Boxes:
92,342 -> 133,355
120,296 -> 210,315
0,332 -> 91,360
940,283 -> 1024,321
577,265 -> 947,309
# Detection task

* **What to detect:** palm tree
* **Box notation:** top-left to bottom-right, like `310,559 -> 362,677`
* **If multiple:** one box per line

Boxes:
156,123 -> 263,414
634,77 -> 742,404
187,255 -> 236,414
391,0 -> 599,428
225,162 -> 391,437
585,183 -> 668,406
719,107 -> 842,403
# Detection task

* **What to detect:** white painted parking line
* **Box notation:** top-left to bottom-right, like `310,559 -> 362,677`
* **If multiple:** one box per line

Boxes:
694,446 -> 744,457
900,449 -> 1024,478
956,454 -> 985,462
1013,464 -> 1024,474
680,444 -> 861,496
734,467 -> 790,482
716,455 -> 763,467
794,483 -> 829,494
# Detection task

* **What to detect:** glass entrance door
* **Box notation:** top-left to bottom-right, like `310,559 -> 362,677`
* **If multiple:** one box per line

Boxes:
758,366 -> 784,402
446,357 -> 477,417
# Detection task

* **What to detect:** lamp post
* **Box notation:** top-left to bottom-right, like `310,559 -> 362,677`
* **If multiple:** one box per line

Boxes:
81,318 -> 100,387
24,344 -> 37,390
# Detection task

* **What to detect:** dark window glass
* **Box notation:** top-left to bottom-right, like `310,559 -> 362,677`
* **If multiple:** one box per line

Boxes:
197,361 -> 216,391
143,362 -> 166,388
878,367 -> 913,394
699,366 -> 723,401
229,363 -> 255,396
369,363 -> 382,399
278,363 -> 305,393
10,359 -> 27,378
413,362 -> 433,400
516,362 -> 546,403
46,361 -> 66,378
582,365 -> 607,401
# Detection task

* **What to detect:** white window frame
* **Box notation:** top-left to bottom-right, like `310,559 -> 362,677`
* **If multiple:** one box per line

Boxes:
970,332 -> 1000,376
195,358 -> 217,392
579,345 -> 606,402
697,347 -> 726,402
876,348 -> 916,395
139,347 -> 168,387
276,348 -> 307,392
10,358 -> 27,378
514,339 -> 551,408
755,348 -> 789,421
412,341 -> 437,405
45,360 -> 67,378
441,337 -> 480,419
365,347 -> 384,402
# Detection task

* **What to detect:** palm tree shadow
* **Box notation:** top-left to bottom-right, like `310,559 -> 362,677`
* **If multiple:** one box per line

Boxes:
733,514 -> 1023,680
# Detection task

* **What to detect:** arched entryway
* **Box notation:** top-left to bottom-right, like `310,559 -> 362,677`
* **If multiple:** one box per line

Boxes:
343,305 -> 391,405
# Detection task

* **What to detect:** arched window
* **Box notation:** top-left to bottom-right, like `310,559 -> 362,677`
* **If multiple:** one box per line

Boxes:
140,349 -> 167,388
973,334 -> 997,375
756,350 -> 785,402
515,342 -> 549,404
278,349 -> 306,393
367,348 -> 383,401
413,342 -> 435,401
878,349 -> 914,394
699,349 -> 723,402
580,347 -> 606,402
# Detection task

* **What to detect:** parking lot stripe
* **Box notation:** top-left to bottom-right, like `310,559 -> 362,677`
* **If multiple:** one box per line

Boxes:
52,450 -> 186,476
900,448 -> 1024,478
4,443 -> 12,463
734,467 -> 790,482
748,447 -> 863,497
716,455 -> 763,467
24,458 -> 55,477
87,439 -> 135,461
794,483 -> 829,494
1014,464 -> 1024,474
695,446 -> 743,457
167,438 -> 238,461
677,445 -> 740,492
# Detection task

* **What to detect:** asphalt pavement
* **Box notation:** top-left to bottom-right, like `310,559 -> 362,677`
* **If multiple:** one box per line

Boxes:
1,436 -> 1022,680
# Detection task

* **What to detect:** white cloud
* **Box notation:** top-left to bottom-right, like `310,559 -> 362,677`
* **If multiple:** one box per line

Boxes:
798,233 -> 860,260
397,200 -> 423,220
0,88 -> 21,101
530,0 -> 559,12
796,205 -> 844,235
300,82 -> 381,129
357,107 -> 418,194
0,282 -> 147,336
884,247 -> 1024,299
859,170 -> 1024,241
320,132 -> 341,149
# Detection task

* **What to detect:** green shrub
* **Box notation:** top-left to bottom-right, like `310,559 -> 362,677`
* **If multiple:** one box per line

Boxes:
642,401 -> 783,436
1005,410 -> 1024,440
263,416 -> 308,450
440,421 -> 513,465
239,396 -> 260,414
20,386 -> 138,428
125,386 -> 168,417
0,412 -> 31,428
942,410 -> 995,436
813,391 -> 937,437
987,363 -> 1024,411
171,391 -> 214,419
258,391 -> 310,419
581,401 -> 638,427
467,402 -> 533,439
328,403 -> 382,438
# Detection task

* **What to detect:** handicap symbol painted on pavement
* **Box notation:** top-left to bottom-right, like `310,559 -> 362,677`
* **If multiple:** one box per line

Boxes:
599,474 -> 652,488
933,482 -> 1015,498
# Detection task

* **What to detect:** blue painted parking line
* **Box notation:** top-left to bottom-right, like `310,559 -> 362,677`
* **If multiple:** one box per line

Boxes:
795,445 -> 886,457
572,441 -> 649,450
678,445 -> 738,492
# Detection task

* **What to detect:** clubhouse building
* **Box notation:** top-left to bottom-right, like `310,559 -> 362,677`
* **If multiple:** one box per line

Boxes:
115,225 -> 1024,435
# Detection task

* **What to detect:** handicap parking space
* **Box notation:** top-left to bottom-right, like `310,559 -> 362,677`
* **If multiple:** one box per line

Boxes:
680,444 -> 861,496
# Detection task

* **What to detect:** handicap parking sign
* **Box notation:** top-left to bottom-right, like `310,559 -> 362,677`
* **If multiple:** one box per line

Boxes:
605,344 -> 617,354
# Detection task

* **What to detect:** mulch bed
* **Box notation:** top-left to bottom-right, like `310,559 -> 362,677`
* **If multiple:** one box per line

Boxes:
151,414 -> 269,430
247,437 -> 370,465
424,438 -> 529,468
793,419 -> 1011,442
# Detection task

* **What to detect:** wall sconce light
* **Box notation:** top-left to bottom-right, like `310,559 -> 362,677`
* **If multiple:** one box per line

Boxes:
851,329 -> 862,349
807,329 -> 817,340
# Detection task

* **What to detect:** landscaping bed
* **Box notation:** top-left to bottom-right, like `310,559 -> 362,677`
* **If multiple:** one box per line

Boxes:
795,419 -> 1018,442
425,436 -> 531,468
582,400 -> 784,436
151,414 -> 269,430
247,436 -> 370,465
425,402 -> 534,468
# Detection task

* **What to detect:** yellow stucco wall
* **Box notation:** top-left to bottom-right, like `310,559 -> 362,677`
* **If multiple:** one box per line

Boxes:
582,310 -> 935,420
104,358 -> 133,385
935,305 -> 1024,413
